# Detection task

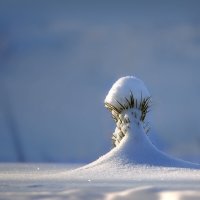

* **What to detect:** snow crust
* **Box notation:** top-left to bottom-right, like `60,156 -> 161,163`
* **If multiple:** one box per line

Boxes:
105,76 -> 150,110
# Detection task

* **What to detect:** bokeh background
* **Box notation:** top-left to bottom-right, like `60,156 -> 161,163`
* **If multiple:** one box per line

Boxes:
0,0 -> 200,163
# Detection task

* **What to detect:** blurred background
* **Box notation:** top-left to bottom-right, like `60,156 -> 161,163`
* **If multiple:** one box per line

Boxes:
0,0 -> 200,163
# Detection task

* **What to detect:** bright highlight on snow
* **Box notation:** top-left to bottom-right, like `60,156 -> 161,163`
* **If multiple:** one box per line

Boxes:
105,76 -> 150,110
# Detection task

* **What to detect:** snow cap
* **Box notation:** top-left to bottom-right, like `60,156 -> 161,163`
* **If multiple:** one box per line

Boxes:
105,76 -> 150,109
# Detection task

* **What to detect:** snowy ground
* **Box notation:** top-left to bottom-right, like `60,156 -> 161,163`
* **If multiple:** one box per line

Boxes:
0,163 -> 200,200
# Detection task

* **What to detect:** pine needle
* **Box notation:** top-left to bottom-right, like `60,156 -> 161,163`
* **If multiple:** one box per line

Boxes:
105,91 -> 152,147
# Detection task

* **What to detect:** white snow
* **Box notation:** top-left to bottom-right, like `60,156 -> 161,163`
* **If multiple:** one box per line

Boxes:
0,163 -> 200,200
105,76 -> 150,110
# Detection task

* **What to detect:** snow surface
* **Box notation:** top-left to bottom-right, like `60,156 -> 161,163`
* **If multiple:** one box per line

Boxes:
102,76 -> 200,169
0,163 -> 200,200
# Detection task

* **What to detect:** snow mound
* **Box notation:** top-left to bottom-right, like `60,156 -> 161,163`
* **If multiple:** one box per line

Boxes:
70,76 -> 200,179
84,109 -> 199,168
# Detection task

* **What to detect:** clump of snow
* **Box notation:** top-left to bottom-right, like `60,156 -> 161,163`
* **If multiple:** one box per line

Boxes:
105,76 -> 150,110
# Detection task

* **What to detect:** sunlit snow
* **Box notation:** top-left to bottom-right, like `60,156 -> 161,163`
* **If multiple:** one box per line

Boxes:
105,76 -> 150,110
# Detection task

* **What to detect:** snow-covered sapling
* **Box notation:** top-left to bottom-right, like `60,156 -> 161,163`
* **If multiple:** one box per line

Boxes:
104,76 -> 151,147
74,75 -> 200,171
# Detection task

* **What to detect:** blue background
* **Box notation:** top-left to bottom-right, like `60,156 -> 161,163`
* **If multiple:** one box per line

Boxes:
0,0 -> 200,163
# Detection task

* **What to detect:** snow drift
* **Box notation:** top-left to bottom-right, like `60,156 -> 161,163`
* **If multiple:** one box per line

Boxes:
72,76 -> 200,176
